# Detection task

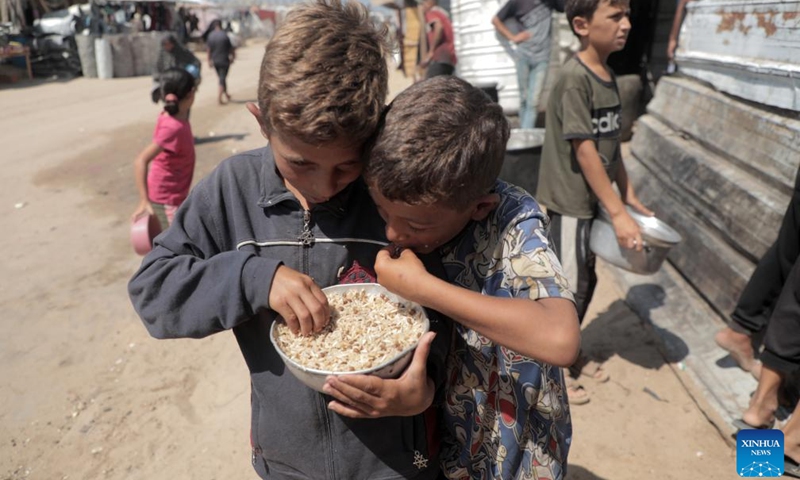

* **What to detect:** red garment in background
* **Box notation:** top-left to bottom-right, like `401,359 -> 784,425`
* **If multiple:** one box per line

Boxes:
425,6 -> 457,66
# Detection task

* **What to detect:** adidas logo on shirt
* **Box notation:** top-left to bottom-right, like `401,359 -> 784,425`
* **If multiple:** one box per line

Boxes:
591,108 -> 621,137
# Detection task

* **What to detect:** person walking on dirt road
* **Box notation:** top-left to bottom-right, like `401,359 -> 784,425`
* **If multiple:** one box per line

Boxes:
206,20 -> 235,105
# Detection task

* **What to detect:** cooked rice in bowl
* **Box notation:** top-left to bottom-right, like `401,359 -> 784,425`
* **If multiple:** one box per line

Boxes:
273,287 -> 427,373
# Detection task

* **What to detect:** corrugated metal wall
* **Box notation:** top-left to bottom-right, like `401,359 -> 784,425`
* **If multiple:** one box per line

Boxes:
677,0 -> 800,112
627,0 -> 800,318
450,0 -> 521,112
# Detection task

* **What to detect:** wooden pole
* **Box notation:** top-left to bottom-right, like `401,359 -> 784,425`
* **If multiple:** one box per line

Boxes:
1,0 -> 9,24
416,2 -> 427,80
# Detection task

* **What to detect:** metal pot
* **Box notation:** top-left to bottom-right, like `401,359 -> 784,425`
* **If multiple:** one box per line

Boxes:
589,207 -> 682,275
472,81 -> 500,103
499,128 -> 545,196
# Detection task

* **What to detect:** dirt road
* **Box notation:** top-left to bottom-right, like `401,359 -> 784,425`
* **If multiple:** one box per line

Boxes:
1,40 -> 736,479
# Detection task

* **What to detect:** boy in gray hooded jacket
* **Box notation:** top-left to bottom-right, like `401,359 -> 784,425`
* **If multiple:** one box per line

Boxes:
128,1 -> 449,478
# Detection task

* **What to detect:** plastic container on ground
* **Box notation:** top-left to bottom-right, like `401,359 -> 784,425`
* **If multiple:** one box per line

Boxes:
108,34 -> 134,78
75,33 -> 97,78
95,37 -> 113,79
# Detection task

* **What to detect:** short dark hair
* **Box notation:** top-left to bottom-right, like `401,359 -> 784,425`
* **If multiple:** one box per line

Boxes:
566,0 -> 630,34
161,35 -> 177,47
160,67 -> 195,116
365,76 -> 509,210
257,0 -> 390,146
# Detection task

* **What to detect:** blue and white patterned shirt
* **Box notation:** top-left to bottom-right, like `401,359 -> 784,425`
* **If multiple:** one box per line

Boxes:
439,180 -> 574,480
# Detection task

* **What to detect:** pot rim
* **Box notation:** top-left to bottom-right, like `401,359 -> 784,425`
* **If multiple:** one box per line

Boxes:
597,207 -> 682,247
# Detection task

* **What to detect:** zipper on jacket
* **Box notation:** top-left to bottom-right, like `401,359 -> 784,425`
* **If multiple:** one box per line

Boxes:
301,209 -> 335,477
320,395 -> 337,479
299,210 -> 314,247
299,209 -> 314,275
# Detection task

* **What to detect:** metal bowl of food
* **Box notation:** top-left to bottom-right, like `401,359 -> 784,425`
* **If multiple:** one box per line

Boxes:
590,207 -> 682,275
269,283 -> 430,392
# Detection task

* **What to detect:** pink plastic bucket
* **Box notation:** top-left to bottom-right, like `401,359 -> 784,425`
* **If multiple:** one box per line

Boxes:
130,214 -> 162,256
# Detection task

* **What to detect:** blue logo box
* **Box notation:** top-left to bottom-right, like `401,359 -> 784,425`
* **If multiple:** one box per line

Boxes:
737,429 -> 784,477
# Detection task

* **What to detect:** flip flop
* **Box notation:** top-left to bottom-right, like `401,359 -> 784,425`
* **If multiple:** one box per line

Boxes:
565,376 -> 590,405
569,356 -> 610,383
785,455 -> 800,478
731,418 -> 775,434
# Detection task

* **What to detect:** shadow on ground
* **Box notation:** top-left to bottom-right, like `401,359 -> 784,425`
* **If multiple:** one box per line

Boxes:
228,98 -> 258,105
581,283 -> 690,370
0,75 -> 77,90
567,464 -> 610,480
195,133 -> 249,145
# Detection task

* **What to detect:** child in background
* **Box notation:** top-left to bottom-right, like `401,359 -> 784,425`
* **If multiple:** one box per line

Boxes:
537,0 -> 653,404
128,1 -> 449,478
151,36 -> 201,103
323,76 -> 580,480
132,67 -> 196,228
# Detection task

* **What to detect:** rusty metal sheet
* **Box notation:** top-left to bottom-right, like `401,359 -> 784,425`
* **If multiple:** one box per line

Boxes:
675,0 -> 800,111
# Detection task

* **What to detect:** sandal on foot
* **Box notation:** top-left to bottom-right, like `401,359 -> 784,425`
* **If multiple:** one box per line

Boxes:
785,455 -> 800,478
570,356 -> 610,383
565,377 -> 590,405
731,418 -> 775,433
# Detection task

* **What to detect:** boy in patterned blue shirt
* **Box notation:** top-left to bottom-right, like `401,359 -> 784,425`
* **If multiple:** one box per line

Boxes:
322,76 -> 580,479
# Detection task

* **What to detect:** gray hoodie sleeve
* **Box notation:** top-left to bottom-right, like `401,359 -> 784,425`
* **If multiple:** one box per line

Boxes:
128,180 -> 281,339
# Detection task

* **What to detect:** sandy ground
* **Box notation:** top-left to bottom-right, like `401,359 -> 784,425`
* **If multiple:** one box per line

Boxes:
1,40 -> 738,479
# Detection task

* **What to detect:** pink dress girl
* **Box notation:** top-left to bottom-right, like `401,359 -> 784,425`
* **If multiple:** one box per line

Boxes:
132,67 -> 197,228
